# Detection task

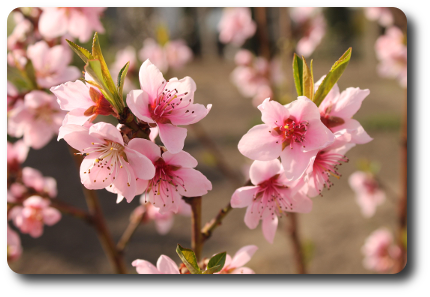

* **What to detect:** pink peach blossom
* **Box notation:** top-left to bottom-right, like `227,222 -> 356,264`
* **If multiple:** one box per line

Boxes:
7,11 -> 33,50
27,41 -> 80,88
362,228 -> 401,272
217,245 -> 258,274
127,59 -> 211,153
51,79 -> 115,126
7,140 -> 29,169
290,8 -> 326,57
7,81 -> 20,112
9,196 -> 61,238
364,8 -> 394,27
7,224 -> 22,262
131,139 -> 212,214
38,7 -> 106,43
317,78 -> 373,145
22,167 -> 57,198
8,91 -> 66,149
375,27 -> 407,88
132,199 -> 191,235
231,159 -> 312,243
133,255 -> 180,274
111,46 -> 138,94
234,49 -> 253,66
252,84 -> 273,107
164,40 -> 193,70
218,8 -> 257,46
8,183 -> 27,203
349,171 -> 386,218
231,65 -> 269,98
7,49 -> 27,68
238,97 -> 335,181
301,140 -> 355,198
59,123 -> 156,202
138,39 -> 168,73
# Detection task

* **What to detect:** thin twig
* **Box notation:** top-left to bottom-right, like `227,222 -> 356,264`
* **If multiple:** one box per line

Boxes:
117,210 -> 145,253
286,213 -> 306,274
201,202 -> 232,244
69,147 -> 127,274
184,196 -> 203,261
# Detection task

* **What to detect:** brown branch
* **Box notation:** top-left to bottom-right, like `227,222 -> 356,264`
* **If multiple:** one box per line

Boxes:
286,213 -> 306,274
117,210 -> 145,253
255,7 -> 271,61
394,89 -> 407,273
190,123 -> 243,187
69,147 -> 127,274
201,202 -> 232,244
184,196 -> 203,261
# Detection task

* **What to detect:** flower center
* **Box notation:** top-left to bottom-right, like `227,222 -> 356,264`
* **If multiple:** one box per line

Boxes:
78,141 -> 133,188
150,80 -> 192,123
310,150 -> 349,196
142,157 -> 186,207
250,176 -> 293,220
272,118 -> 308,150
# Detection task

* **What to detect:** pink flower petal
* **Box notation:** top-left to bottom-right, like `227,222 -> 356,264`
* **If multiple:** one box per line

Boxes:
238,124 -> 282,161
139,59 -> 166,100
262,215 -> 278,244
38,8 -> 68,39
132,259 -> 160,274
333,119 -> 373,144
127,138 -> 161,163
230,245 -> 258,268
157,124 -> 187,154
301,119 -> 335,152
258,98 -> 289,126
124,147 -> 156,180
231,186 -> 259,208
79,153 -> 113,190
162,151 -> 198,168
155,216 -> 174,235
89,122 -> 124,145
112,160 -> 137,202
286,96 -> 320,122
126,89 -> 155,124
42,207 -> 62,225
50,80 -> 94,111
331,87 -> 370,119
280,147 -> 317,181
249,159 -> 282,185
244,205 -> 260,229
156,255 -> 180,274
60,124 -> 99,149
175,168 -> 212,197
230,267 -> 255,274
169,103 -> 211,125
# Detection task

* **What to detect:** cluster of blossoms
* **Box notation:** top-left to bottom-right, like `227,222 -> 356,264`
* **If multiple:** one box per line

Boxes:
349,171 -> 386,218
361,228 -> 401,273
289,7 -> 326,57
233,74 -> 372,243
231,49 -> 283,107
7,140 -> 61,259
375,26 -> 407,88
56,58 -> 212,209
132,245 -> 257,274
7,7 -> 107,263
218,7 -> 256,47
364,7 -> 394,28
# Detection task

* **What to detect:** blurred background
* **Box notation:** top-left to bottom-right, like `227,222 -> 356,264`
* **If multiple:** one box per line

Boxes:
7,7 -> 407,274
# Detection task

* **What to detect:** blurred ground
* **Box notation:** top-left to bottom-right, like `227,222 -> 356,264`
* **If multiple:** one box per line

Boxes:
7,9 -> 404,274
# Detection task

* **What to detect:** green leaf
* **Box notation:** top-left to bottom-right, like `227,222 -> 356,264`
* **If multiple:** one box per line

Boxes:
292,54 -> 303,96
313,47 -> 352,106
23,60 -> 37,89
117,62 -> 130,99
85,60 -> 116,108
91,32 -> 117,97
206,252 -> 226,273
176,244 -> 202,274
66,39 -> 94,63
302,58 -> 314,100
202,265 -> 223,274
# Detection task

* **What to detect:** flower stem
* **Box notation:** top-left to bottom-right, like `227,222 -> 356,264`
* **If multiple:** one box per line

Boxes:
69,147 -> 127,274
201,202 -> 232,244
117,210 -> 146,253
184,196 -> 202,261
286,213 -> 306,274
